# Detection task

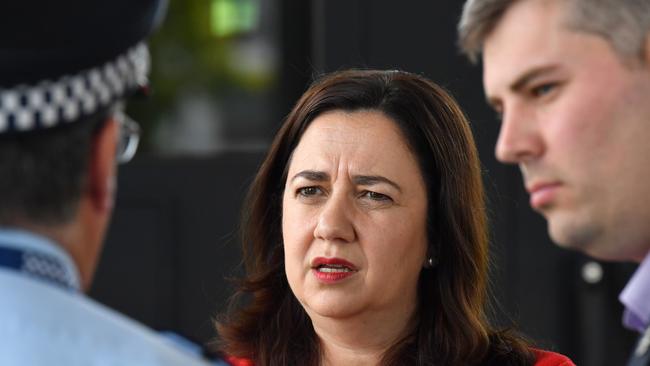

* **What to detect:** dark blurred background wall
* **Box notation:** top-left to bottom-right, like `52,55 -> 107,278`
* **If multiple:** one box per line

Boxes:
89,1 -> 638,365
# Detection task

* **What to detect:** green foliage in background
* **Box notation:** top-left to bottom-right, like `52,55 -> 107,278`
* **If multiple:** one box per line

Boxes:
127,0 -> 276,150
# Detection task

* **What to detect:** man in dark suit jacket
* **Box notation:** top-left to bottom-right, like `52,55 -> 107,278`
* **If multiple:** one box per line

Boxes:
457,0 -> 650,365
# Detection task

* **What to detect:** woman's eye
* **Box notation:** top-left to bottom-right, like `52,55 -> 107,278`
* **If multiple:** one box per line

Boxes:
297,186 -> 321,197
362,191 -> 391,202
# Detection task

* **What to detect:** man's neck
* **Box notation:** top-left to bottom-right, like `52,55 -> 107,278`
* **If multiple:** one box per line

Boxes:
7,212 -> 98,292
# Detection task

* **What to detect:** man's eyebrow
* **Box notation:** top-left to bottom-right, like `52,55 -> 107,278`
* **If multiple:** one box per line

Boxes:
290,170 -> 329,183
353,175 -> 402,193
509,65 -> 561,93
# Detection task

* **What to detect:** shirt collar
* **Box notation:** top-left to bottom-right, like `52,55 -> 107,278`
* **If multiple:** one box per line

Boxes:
0,227 -> 81,292
620,252 -> 650,333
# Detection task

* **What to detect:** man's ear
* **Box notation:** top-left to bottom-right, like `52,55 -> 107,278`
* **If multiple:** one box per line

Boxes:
87,117 -> 118,213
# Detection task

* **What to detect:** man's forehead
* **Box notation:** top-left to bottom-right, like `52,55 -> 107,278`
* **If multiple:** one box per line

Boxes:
482,0 -> 568,92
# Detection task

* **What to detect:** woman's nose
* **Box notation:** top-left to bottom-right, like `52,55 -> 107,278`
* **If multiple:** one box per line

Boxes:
313,192 -> 356,243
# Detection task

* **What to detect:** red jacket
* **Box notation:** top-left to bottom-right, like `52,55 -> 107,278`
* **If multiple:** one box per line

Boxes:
532,349 -> 575,366
225,349 -> 574,365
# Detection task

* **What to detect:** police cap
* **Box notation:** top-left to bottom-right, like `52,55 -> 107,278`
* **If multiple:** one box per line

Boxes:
0,0 -> 168,134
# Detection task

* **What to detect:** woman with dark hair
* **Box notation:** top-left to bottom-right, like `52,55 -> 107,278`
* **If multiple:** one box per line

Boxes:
217,70 -> 573,366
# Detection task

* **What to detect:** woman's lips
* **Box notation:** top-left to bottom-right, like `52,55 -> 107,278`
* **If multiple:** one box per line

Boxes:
311,257 -> 358,284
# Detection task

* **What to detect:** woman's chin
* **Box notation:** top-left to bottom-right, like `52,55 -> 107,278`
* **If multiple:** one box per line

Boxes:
302,295 -> 363,320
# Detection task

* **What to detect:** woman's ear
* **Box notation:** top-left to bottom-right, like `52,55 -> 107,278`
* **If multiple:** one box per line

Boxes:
423,248 -> 437,269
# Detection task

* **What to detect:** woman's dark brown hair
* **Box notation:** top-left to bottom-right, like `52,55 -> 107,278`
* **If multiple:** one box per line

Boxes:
217,69 -> 533,365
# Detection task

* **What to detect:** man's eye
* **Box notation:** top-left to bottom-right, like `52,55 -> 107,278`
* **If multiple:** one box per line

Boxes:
489,102 -> 503,123
494,110 -> 504,123
531,83 -> 556,97
297,187 -> 321,196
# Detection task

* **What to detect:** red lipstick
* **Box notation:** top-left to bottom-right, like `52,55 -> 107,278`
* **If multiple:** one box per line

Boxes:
311,257 -> 357,284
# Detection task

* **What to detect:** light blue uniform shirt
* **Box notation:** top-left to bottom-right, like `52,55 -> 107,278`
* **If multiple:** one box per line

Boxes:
0,228 -> 218,366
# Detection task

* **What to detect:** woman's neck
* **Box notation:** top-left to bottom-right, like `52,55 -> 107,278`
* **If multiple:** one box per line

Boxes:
310,304 -> 417,366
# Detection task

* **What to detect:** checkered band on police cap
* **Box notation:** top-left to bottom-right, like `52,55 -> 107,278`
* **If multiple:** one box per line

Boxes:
0,42 -> 150,134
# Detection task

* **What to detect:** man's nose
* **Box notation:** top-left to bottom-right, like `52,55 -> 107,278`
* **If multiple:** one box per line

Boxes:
495,106 -> 544,163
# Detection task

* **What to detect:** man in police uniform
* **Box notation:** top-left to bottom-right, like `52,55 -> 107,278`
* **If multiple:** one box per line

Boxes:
0,2 -> 215,365
458,0 -> 650,365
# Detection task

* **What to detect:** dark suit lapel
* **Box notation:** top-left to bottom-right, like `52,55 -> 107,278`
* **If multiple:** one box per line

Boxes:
628,327 -> 650,366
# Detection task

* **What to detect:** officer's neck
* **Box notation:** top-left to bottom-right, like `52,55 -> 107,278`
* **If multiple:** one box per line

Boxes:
10,199 -> 109,293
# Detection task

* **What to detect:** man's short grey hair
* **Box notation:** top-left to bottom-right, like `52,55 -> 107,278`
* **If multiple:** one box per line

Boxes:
458,0 -> 650,63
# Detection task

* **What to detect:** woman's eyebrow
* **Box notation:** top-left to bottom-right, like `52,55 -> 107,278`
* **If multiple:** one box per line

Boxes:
353,175 -> 402,193
290,171 -> 402,192
290,170 -> 329,183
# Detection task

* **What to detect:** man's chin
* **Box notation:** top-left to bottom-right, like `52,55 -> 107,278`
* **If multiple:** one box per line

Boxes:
547,219 -> 630,261
548,217 -> 596,253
